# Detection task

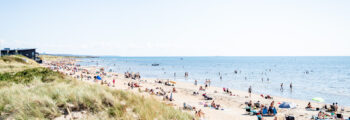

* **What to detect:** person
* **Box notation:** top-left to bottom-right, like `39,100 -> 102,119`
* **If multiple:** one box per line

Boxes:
208,79 -> 211,86
335,102 -> 338,112
113,79 -> 115,87
211,101 -> 216,108
268,101 -> 276,115
248,86 -> 252,97
199,86 -> 205,91
194,80 -> 197,86
318,111 -> 324,119
280,83 -> 284,91
257,113 -> 264,120
306,102 -> 313,109
290,82 -> 292,90
195,109 -> 204,118
248,100 -> 252,107
169,92 -> 173,101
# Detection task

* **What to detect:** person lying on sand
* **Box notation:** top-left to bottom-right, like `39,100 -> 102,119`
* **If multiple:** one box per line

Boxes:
202,93 -> 213,100
211,101 -> 221,110
183,102 -> 196,111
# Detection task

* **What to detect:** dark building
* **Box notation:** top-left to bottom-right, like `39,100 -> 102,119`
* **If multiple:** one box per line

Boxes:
1,48 -> 42,63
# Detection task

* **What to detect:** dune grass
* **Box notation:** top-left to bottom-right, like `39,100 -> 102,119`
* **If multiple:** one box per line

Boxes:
0,55 -> 39,73
0,56 -> 193,120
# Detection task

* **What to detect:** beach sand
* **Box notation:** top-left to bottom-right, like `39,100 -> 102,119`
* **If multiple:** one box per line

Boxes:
43,57 -> 350,120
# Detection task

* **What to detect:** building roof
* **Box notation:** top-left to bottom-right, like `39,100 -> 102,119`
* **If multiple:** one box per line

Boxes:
1,48 -> 36,51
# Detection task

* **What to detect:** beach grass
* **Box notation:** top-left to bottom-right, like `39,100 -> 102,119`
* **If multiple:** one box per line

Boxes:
0,55 -> 39,73
0,56 -> 193,120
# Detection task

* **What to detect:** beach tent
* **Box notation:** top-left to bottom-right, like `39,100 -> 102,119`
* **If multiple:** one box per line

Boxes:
96,75 -> 102,80
279,102 -> 296,109
170,81 -> 176,84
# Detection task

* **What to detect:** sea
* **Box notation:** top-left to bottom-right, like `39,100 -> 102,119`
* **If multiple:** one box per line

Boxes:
78,56 -> 350,106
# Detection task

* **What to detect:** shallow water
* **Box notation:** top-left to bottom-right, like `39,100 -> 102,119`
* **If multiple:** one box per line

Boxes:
78,56 -> 350,106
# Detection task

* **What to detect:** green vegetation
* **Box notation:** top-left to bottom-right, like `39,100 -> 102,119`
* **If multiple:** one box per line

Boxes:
0,56 -> 193,120
0,55 -> 39,73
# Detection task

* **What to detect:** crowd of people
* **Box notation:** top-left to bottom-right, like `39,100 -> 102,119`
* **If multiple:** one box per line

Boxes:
43,58 -> 350,120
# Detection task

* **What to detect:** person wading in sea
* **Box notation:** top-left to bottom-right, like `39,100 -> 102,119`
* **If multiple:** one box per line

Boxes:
280,83 -> 284,92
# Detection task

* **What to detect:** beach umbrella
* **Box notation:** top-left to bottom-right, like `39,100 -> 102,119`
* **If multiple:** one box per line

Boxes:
279,102 -> 296,109
312,97 -> 324,102
96,75 -> 102,80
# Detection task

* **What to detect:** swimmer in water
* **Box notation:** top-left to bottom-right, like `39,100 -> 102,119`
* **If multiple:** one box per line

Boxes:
280,83 -> 284,92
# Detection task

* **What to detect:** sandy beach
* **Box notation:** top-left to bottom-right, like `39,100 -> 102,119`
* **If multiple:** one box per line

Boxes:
43,57 -> 350,120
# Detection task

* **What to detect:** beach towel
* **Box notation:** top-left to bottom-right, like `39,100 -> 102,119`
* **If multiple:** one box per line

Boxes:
96,75 -> 102,80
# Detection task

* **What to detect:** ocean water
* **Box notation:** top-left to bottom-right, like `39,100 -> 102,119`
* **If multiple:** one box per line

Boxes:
78,56 -> 350,106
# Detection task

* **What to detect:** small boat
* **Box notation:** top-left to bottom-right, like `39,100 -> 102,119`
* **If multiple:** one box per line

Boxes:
152,63 -> 159,66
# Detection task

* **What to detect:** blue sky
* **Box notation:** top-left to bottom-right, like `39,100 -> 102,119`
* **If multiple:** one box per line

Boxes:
0,0 -> 349,56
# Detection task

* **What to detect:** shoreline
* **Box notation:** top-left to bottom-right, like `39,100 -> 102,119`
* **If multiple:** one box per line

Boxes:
44,57 -> 350,120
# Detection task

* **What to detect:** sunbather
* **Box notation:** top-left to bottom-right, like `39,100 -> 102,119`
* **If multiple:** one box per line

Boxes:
202,93 -> 213,100
306,102 -> 314,109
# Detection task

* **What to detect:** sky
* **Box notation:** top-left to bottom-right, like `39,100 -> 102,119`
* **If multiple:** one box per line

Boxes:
0,0 -> 349,56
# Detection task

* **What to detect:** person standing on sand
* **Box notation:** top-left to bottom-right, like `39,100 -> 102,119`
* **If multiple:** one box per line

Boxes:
113,79 -> 115,87
195,80 -> 197,86
290,82 -> 292,90
248,86 -> 252,97
208,79 -> 211,86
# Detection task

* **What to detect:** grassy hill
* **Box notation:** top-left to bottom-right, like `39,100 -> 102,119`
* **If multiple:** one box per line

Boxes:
0,55 -> 193,120
0,55 -> 39,73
